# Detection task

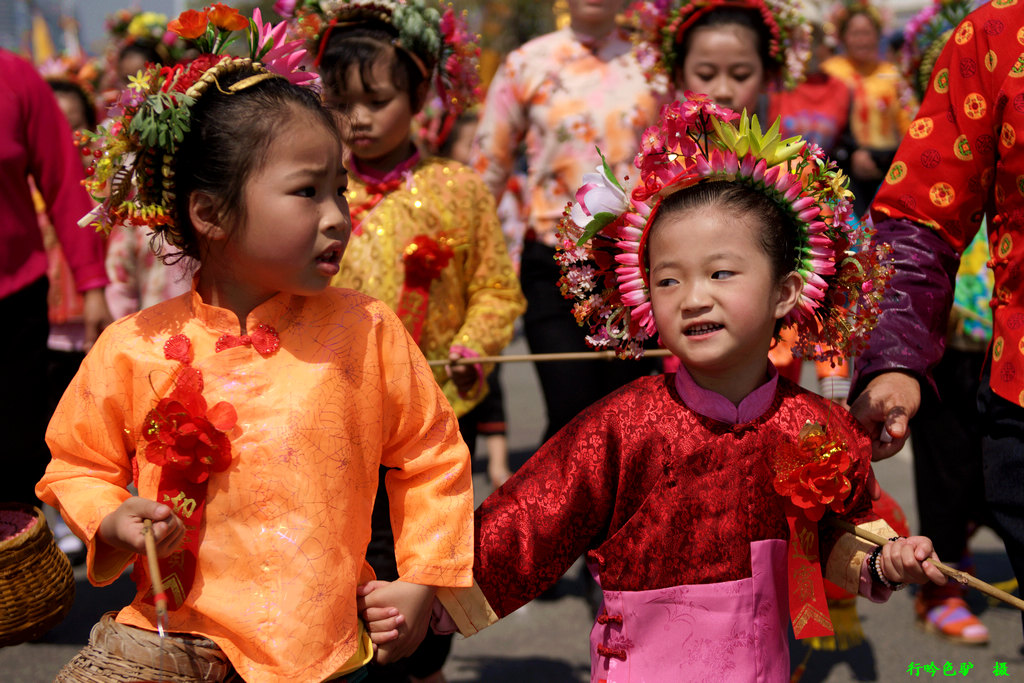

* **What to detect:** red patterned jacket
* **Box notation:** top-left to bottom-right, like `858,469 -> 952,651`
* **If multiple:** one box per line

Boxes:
856,0 -> 1024,404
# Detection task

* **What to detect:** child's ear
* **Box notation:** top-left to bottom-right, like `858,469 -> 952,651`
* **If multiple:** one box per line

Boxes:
412,79 -> 430,114
773,270 -> 803,319
189,192 -> 228,241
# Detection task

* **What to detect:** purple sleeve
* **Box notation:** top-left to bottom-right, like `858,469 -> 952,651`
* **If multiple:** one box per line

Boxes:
25,63 -> 107,292
849,217 -> 961,400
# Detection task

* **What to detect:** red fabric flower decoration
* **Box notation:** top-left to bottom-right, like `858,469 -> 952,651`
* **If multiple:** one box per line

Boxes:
168,9 -> 208,39
207,3 -> 248,31
177,54 -> 224,93
143,366 -> 237,484
403,235 -> 454,289
772,423 -> 853,521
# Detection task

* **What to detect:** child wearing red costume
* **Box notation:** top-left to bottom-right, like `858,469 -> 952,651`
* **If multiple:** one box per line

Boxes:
361,98 -> 948,681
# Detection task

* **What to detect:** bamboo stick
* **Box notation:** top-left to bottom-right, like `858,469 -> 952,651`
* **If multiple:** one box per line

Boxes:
143,519 -> 169,625
828,518 -> 1024,611
427,348 -> 674,366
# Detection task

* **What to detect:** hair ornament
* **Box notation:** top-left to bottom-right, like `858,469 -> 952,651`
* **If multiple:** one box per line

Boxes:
628,0 -> 811,92
103,9 -> 190,69
79,5 -> 317,240
900,0 -> 980,100
39,56 -> 104,98
825,1 -> 890,40
280,0 -> 481,116
556,93 -> 893,361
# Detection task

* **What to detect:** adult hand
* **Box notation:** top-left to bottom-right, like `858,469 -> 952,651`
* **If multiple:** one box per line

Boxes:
82,287 -> 113,351
849,371 -> 921,461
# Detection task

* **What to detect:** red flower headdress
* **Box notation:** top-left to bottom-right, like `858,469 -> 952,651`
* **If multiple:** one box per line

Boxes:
556,95 -> 893,361
79,5 -> 317,241
279,0 -> 481,118
628,0 -> 811,92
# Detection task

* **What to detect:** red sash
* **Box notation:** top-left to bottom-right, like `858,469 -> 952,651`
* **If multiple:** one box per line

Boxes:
772,422 -> 855,639
139,334 -> 240,610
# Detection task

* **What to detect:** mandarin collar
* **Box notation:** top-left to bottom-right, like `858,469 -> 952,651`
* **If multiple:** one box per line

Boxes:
568,26 -> 628,55
673,361 -> 779,426
186,279 -> 302,338
349,147 -> 421,186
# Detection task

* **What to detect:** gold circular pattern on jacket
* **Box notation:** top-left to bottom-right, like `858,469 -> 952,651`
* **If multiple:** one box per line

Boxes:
929,181 -> 955,207
954,135 -> 973,160
963,92 -> 987,120
955,21 -> 974,45
909,117 -> 934,139
886,161 -> 908,185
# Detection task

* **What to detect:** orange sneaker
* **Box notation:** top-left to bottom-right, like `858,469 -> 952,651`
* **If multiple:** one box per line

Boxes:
915,593 -> 989,645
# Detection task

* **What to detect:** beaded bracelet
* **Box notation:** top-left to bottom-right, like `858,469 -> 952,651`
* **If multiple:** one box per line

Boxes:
869,538 -> 908,591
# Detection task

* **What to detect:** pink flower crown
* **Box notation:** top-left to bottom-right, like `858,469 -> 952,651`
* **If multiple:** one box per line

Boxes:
280,0 -> 481,117
79,6 -> 317,239
900,0 -> 979,101
555,94 -> 893,361
627,0 -> 810,92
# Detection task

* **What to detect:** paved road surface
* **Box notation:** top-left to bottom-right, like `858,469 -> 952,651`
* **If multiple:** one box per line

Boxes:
2,336 -> 1022,681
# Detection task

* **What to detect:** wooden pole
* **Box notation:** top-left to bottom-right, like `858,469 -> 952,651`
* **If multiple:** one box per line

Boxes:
142,519 -> 169,624
427,348 -> 674,366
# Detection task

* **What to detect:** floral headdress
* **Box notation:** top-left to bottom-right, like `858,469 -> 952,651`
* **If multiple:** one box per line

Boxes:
104,9 -> 190,68
40,55 -> 102,91
79,5 -> 317,241
900,0 -> 979,100
825,1 -> 889,40
39,55 -> 103,103
556,94 -> 893,362
279,0 -> 481,116
628,0 -> 810,92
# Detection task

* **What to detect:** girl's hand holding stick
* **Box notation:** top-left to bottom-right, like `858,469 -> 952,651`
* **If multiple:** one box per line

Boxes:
828,518 -> 1024,611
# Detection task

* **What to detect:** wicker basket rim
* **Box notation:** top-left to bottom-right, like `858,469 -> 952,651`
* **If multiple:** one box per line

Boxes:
0,503 -> 47,553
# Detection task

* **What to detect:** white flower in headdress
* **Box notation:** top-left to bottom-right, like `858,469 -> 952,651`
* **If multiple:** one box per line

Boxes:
570,151 -> 629,240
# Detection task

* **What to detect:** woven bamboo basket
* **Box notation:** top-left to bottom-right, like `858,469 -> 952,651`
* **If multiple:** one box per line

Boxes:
0,502 -> 75,646
54,612 -> 238,682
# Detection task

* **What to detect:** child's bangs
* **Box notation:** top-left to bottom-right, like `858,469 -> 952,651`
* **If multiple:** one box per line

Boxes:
323,31 -> 408,94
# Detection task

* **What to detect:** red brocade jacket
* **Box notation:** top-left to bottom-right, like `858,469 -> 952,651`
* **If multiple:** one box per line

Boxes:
439,374 -> 890,681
